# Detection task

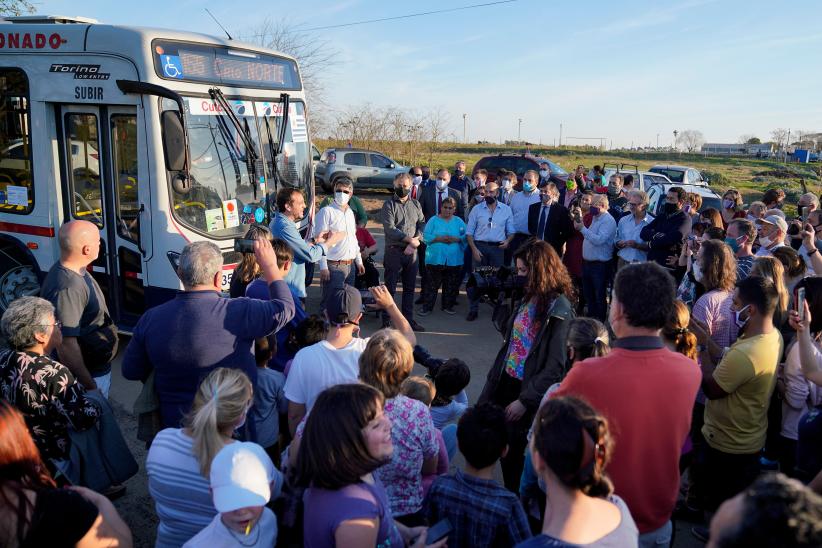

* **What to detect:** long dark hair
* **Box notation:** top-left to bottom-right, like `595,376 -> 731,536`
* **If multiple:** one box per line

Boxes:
295,384 -> 386,490
0,401 -> 56,545
514,239 -> 574,317
532,396 -> 613,497
234,225 -> 273,284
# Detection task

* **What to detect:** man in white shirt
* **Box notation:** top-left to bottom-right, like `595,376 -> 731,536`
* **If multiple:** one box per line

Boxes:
312,179 -> 364,311
465,180 -> 515,321
755,215 -> 787,256
615,190 -> 653,270
284,285 -> 415,435
508,170 -> 542,262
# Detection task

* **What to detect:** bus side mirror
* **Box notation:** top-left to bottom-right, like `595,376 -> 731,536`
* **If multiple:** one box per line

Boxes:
161,111 -> 187,172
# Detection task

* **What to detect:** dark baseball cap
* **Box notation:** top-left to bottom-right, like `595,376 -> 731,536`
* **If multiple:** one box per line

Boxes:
326,286 -> 362,326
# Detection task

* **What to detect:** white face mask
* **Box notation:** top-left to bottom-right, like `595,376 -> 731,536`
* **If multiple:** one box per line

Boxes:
334,191 -> 351,206
539,170 -> 549,178
412,175 -> 422,185
759,235 -> 772,248
734,304 -> 751,329
436,179 -> 448,191
502,179 -> 512,189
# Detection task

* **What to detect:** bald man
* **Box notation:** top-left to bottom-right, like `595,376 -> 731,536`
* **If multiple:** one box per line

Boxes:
40,220 -> 117,396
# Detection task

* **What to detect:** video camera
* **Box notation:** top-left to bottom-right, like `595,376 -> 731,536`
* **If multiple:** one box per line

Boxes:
468,265 -> 526,301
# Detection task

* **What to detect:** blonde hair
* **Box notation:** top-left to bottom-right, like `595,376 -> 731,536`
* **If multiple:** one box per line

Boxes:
662,301 -> 698,360
751,257 -> 789,327
358,329 -> 414,398
400,376 -> 436,406
185,368 -> 253,476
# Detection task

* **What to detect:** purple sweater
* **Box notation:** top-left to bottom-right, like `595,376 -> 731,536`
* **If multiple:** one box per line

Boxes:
122,281 -> 294,427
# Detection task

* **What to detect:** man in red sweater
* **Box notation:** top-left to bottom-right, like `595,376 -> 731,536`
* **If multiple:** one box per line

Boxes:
554,262 -> 701,547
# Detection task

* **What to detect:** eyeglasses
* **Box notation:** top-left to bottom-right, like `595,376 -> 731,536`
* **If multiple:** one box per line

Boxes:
39,320 -> 62,329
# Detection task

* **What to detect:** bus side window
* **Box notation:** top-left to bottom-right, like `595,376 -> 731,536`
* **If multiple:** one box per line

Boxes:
0,69 -> 34,214
111,115 -> 140,242
65,114 -> 104,227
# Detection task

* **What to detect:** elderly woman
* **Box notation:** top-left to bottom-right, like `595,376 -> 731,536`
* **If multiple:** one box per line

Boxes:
359,329 -> 439,525
421,196 -> 467,315
0,296 -> 99,472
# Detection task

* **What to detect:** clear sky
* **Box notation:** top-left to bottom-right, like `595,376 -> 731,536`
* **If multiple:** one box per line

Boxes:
33,0 -> 822,147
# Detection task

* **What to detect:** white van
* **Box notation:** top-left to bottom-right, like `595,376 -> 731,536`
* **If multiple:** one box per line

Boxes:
0,15 -> 314,328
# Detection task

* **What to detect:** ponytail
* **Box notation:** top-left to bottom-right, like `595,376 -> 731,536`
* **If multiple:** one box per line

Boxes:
675,329 -> 698,361
185,368 -> 252,476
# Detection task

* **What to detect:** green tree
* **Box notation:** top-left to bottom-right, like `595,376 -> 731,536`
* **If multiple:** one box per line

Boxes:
0,0 -> 35,16
746,137 -> 761,144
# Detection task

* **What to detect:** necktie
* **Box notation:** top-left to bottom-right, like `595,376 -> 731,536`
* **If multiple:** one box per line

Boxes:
537,205 -> 548,240
437,192 -> 443,213
411,185 -> 417,199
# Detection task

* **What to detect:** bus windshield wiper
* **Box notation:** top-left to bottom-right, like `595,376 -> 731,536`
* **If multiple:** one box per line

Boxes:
208,87 -> 258,162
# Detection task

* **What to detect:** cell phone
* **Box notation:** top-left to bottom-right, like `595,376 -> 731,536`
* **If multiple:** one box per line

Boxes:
799,206 -> 807,220
234,238 -> 256,253
425,518 -> 452,544
797,287 -> 806,321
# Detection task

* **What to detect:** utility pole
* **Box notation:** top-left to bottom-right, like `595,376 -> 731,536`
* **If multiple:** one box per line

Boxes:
559,123 -> 563,147
462,113 -> 467,143
518,118 -> 523,142
656,133 -> 659,148
673,129 -> 679,150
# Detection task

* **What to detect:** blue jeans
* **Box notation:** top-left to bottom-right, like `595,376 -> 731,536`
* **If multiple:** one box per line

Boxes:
582,259 -> 610,321
639,520 -> 672,548
441,424 -> 458,462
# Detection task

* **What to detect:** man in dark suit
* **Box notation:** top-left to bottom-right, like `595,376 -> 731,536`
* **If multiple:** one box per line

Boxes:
415,169 -> 465,303
528,182 -> 573,256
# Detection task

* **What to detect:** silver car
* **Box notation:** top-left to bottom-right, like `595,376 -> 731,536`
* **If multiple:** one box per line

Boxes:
603,163 -> 672,192
314,148 -> 408,192
648,165 -> 709,186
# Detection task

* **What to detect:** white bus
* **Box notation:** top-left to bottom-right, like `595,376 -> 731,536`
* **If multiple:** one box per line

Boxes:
0,15 -> 315,328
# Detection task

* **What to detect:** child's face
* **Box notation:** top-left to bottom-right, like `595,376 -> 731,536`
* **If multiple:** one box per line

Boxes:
362,407 -> 393,461
221,505 -> 264,533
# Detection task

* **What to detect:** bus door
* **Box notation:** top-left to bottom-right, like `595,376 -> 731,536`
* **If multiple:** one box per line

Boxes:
58,104 -> 148,328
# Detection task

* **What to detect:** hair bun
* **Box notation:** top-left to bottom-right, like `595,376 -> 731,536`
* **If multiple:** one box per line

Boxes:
676,327 -> 688,335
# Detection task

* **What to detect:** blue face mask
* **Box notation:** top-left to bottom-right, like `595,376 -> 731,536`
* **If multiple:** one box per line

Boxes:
523,182 -> 535,192
724,235 -> 742,253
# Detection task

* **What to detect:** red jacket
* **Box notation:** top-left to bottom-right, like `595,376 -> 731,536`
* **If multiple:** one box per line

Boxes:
553,342 -> 701,533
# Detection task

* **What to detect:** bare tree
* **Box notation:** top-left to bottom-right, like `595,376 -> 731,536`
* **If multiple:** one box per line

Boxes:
771,128 -> 789,150
426,106 -> 450,165
242,19 -> 337,136
0,0 -> 34,15
677,129 -> 705,153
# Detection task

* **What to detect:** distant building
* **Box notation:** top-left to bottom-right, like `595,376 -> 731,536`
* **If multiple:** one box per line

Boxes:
701,142 -> 775,156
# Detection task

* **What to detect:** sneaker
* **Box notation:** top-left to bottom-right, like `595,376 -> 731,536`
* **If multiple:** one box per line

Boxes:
101,483 -> 127,501
691,526 -> 710,543
409,321 -> 426,332
418,308 -> 432,317
466,311 -> 478,321
442,307 -> 456,315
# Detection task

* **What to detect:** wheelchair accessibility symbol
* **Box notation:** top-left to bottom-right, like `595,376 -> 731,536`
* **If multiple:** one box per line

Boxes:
161,55 -> 183,79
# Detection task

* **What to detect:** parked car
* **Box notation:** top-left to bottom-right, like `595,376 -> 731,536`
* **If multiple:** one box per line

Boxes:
471,153 -> 568,187
648,165 -> 709,186
646,183 -> 722,217
311,143 -> 321,170
602,163 -> 673,191
314,148 -> 407,192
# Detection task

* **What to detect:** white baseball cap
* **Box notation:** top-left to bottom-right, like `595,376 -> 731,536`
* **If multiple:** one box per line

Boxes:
210,442 -> 272,512
758,214 -> 788,234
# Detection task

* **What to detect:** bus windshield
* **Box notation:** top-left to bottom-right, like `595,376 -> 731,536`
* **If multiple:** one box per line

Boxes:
166,96 -> 310,238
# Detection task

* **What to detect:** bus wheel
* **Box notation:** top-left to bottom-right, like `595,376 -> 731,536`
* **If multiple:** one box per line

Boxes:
0,263 -> 40,310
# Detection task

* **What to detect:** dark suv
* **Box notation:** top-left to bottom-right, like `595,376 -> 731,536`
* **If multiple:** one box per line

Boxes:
471,153 -> 569,186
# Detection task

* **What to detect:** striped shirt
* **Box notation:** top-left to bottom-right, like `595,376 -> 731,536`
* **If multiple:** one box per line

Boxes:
146,428 -> 217,548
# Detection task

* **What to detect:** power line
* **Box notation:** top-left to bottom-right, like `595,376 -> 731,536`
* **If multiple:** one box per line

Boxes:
297,0 -> 518,32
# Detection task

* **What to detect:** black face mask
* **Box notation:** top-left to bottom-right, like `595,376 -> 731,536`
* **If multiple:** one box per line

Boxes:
663,203 -> 679,215
485,196 -> 496,205
455,170 -> 464,176
394,186 -> 408,198
421,172 -> 430,181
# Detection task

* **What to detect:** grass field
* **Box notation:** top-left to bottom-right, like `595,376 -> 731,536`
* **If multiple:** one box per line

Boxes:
316,140 -> 822,210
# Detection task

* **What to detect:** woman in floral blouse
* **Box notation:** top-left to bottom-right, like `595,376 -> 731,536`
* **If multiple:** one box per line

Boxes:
0,296 -> 99,471
358,329 -> 440,525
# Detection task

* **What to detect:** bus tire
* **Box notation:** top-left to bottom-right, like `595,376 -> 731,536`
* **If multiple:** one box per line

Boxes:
0,254 -> 40,311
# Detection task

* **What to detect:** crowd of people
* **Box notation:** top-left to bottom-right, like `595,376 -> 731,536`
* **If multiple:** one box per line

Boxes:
1,159 -> 822,547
